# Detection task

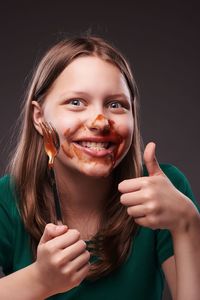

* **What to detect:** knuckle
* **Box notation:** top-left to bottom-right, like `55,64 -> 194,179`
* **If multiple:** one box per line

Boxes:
64,265 -> 73,277
142,178 -> 149,187
78,240 -> 87,250
71,229 -> 81,239
84,250 -> 90,261
141,188 -> 149,200
120,194 -> 125,202
148,189 -> 155,199
146,201 -> 156,212
143,191 -> 150,201
48,256 -> 58,268
127,207 -> 132,216
50,255 -> 61,268
144,189 -> 154,201
118,180 -> 126,191
148,201 -> 161,215
45,223 -> 55,232
63,251 -> 71,262
42,243 -> 54,256
45,223 -> 52,230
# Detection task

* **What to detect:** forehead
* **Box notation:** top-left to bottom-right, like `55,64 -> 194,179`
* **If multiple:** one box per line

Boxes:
50,56 -> 131,99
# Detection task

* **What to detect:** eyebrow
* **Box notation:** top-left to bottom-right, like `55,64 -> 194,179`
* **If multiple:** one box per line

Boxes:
60,91 -> 130,100
106,93 -> 130,100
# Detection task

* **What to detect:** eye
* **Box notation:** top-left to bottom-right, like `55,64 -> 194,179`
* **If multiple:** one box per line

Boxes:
65,98 -> 86,111
69,98 -> 84,106
107,100 -> 130,114
107,100 -> 129,113
108,101 -> 123,109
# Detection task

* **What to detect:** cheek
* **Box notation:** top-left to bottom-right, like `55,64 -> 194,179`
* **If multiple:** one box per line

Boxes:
60,123 -> 86,160
114,119 -> 134,163
117,118 -> 134,144
54,116 -> 82,142
43,105 -> 80,133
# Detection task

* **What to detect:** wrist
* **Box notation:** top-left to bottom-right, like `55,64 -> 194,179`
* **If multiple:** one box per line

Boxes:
29,262 -> 52,299
171,200 -> 200,236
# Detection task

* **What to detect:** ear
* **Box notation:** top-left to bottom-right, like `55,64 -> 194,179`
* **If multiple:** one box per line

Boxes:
32,101 -> 44,135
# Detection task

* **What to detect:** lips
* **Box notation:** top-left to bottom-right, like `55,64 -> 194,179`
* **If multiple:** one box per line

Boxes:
76,141 -> 110,150
71,137 -> 117,158
73,135 -> 119,149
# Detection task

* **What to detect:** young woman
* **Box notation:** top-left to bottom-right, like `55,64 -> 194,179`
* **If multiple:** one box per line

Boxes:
0,36 -> 199,300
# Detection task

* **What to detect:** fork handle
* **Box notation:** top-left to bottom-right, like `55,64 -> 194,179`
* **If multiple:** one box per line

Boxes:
49,167 -> 63,223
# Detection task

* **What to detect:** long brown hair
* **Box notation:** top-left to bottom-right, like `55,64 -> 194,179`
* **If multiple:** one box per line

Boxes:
8,36 -> 143,280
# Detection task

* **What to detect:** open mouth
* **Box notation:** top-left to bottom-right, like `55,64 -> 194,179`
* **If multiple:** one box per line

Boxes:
71,140 -> 117,158
75,141 -> 113,151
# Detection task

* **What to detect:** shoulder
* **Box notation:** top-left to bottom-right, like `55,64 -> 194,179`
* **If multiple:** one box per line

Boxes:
0,175 -> 20,274
0,174 -> 18,211
0,174 -> 15,195
159,163 -> 186,181
0,174 -> 13,189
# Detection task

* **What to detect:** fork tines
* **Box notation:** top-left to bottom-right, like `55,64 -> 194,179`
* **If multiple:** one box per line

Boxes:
41,121 -> 60,151
48,122 -> 60,150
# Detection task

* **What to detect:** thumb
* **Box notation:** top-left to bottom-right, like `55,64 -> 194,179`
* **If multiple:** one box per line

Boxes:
143,142 -> 162,176
39,223 -> 68,245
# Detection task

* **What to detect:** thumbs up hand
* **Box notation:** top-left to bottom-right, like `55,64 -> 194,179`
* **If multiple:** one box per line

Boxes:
118,142 -> 195,233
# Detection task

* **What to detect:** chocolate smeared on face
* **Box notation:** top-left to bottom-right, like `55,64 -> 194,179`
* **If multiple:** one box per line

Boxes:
61,116 -> 124,174
91,114 -> 110,133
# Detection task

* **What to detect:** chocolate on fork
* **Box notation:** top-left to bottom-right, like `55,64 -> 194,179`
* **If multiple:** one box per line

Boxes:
40,121 -> 63,224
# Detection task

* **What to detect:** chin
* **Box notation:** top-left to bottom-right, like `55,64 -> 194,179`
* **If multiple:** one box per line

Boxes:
79,163 -> 113,178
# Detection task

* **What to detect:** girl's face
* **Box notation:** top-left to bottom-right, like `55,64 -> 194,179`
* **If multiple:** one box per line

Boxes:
39,56 -> 134,177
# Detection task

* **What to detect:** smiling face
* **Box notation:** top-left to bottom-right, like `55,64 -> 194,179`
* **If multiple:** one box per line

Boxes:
36,56 -> 134,178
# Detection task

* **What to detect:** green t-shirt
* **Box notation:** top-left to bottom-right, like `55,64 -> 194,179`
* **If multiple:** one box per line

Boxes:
0,164 -> 199,300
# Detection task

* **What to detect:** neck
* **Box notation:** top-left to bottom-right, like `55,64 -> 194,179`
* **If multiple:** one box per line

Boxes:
53,163 -> 113,237
58,169 -> 112,208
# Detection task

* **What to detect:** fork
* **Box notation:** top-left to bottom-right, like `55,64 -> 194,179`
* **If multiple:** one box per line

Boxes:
40,121 -> 63,224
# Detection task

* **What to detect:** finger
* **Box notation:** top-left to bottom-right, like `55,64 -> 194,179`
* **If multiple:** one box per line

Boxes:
134,216 -> 148,227
73,250 -> 91,271
126,205 -> 146,218
134,216 -> 159,230
64,250 -> 90,273
39,223 -> 68,245
60,240 -> 87,263
71,263 -> 90,286
118,177 -> 143,193
120,190 -> 144,206
143,142 -> 163,176
47,229 -> 81,250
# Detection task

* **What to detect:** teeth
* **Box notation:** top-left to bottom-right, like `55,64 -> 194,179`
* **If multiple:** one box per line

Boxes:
78,141 -> 109,150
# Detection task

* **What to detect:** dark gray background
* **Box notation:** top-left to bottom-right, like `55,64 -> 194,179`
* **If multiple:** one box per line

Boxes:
0,1 -> 199,299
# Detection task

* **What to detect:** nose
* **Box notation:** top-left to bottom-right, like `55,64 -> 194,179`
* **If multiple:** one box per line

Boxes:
87,114 -> 111,134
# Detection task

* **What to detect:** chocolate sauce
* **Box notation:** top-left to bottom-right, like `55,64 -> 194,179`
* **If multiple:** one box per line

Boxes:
61,116 -> 124,171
